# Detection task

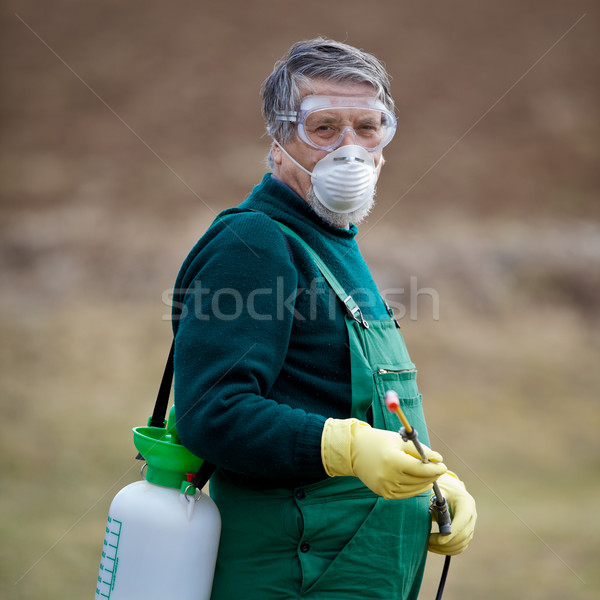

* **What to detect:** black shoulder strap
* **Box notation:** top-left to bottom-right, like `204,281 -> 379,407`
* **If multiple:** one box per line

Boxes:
139,341 -> 216,489
148,339 -> 175,428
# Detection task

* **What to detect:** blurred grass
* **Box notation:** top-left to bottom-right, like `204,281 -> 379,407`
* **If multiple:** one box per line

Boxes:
0,304 -> 169,599
410,310 -> 600,599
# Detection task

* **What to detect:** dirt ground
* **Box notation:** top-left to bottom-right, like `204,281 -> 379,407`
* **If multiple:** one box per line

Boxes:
1,1 -> 599,599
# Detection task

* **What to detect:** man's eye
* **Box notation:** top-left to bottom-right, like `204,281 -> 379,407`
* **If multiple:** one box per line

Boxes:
358,124 -> 379,132
314,125 -> 336,137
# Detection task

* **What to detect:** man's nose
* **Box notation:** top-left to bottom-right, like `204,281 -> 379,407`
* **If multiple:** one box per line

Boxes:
337,127 -> 357,147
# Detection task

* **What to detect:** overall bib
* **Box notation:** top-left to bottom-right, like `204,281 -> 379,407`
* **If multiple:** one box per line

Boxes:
210,222 -> 432,600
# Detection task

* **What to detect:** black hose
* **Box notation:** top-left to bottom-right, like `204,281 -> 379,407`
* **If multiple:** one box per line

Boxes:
435,556 -> 451,600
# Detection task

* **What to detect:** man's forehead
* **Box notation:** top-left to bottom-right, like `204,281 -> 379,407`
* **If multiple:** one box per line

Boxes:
301,79 -> 377,97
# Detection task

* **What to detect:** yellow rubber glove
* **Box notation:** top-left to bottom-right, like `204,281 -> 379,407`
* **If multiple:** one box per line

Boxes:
321,418 -> 447,500
429,471 -> 477,555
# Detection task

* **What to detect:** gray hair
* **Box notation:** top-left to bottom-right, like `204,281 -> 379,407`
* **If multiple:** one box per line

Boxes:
261,38 -> 394,166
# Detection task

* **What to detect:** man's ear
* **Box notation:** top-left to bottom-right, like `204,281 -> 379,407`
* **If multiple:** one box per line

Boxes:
271,141 -> 283,165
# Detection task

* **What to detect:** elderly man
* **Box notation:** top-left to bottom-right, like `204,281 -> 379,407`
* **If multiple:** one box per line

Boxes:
172,38 -> 476,599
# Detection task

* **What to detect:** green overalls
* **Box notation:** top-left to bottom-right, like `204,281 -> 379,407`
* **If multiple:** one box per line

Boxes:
209,222 -> 432,600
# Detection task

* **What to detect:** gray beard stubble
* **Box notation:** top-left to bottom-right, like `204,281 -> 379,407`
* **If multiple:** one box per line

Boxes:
305,186 -> 377,229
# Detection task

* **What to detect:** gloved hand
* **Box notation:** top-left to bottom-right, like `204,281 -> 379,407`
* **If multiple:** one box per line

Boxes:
321,418 -> 447,499
429,471 -> 477,555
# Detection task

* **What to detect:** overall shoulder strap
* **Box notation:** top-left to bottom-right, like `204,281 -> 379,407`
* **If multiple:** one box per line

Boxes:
273,221 -> 369,329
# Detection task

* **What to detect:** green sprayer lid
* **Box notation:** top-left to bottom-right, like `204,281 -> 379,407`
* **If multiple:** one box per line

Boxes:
133,406 -> 204,489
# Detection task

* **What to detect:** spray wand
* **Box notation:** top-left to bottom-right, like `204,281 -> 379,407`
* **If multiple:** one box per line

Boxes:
385,390 -> 452,600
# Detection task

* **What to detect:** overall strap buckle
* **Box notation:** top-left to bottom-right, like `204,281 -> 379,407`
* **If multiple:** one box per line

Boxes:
381,296 -> 401,329
343,296 -> 370,329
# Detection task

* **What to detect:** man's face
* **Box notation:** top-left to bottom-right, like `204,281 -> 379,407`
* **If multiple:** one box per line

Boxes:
272,80 -> 385,203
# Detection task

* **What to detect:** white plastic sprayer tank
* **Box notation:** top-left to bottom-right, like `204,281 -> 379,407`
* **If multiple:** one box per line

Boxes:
95,408 -> 221,600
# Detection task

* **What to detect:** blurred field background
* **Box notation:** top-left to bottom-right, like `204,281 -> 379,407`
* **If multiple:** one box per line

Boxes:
1,1 -> 599,598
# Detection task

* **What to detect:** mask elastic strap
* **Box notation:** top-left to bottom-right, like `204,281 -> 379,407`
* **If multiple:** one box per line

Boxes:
273,140 -> 314,177
274,139 -> 383,174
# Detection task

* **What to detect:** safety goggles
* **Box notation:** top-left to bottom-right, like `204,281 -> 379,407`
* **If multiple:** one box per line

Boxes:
276,95 -> 397,152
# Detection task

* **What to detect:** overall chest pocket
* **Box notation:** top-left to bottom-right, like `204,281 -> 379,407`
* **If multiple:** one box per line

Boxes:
372,369 -> 430,447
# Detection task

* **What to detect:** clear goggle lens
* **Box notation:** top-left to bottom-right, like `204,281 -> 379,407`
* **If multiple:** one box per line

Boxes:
276,96 -> 397,152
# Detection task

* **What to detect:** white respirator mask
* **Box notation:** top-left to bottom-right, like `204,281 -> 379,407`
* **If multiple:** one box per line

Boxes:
274,141 -> 380,214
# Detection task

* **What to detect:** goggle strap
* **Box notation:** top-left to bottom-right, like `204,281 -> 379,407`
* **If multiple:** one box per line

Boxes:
275,111 -> 297,122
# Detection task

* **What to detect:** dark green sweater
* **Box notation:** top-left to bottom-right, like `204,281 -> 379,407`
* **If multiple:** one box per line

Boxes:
172,173 -> 390,487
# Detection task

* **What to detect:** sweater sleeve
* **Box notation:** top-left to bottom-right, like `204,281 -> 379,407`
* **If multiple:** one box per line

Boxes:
172,212 -> 327,484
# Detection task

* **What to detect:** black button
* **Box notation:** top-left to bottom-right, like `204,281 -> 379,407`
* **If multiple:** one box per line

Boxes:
295,489 -> 306,500
300,542 -> 310,553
